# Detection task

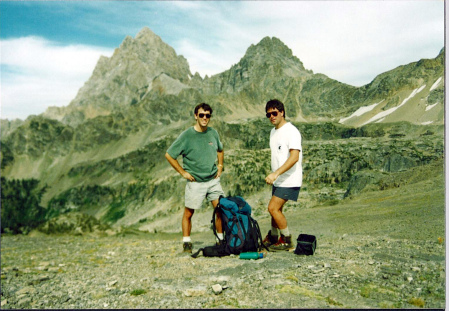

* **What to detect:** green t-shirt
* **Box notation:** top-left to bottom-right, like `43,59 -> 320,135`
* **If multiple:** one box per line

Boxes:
167,127 -> 223,182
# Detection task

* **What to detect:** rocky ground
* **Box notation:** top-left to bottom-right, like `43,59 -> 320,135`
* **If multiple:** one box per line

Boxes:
1,172 -> 445,309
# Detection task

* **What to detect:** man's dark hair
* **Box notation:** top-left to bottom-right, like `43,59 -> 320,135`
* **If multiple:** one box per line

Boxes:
265,99 -> 286,117
194,103 -> 213,115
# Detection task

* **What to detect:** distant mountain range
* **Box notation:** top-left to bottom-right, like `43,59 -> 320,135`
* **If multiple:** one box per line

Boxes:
2,27 -> 444,134
0,27 -> 444,233
40,27 -> 445,126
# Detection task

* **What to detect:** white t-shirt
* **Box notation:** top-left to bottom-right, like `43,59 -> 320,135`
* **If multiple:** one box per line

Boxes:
269,122 -> 303,187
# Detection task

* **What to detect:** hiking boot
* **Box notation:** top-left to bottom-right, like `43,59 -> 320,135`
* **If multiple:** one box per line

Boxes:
263,230 -> 279,247
215,239 -> 224,246
183,242 -> 193,253
268,234 -> 294,251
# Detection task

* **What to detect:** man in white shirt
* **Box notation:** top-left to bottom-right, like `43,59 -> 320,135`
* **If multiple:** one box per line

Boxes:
263,99 -> 303,251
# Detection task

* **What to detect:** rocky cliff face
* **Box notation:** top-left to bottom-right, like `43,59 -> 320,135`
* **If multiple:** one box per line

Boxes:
202,37 -> 311,93
0,119 -> 25,140
43,27 -> 192,127
195,36 -> 360,121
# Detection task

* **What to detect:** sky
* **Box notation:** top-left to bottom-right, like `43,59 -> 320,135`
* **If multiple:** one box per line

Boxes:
0,1 -> 445,120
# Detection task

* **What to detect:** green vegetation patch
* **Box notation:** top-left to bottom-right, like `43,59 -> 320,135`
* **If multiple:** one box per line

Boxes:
130,288 -> 147,296
1,177 -> 47,234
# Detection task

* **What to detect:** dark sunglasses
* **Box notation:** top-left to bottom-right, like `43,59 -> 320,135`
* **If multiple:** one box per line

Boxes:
198,113 -> 211,119
266,111 -> 279,118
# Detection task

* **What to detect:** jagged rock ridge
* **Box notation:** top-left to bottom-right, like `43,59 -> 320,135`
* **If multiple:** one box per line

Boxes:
39,28 -> 445,127
43,27 -> 193,127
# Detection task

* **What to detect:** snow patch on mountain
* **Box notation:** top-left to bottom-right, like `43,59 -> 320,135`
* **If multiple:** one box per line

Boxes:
362,85 -> 426,126
425,103 -> 439,111
430,77 -> 442,92
339,101 -> 383,124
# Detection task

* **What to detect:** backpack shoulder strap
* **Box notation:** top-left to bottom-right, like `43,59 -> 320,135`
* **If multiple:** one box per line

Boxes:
191,248 -> 204,258
211,195 -> 228,242
251,217 -> 270,252
211,207 -> 220,241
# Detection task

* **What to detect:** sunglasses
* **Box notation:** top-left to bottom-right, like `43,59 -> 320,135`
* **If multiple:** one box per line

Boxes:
198,113 -> 211,119
266,111 -> 279,118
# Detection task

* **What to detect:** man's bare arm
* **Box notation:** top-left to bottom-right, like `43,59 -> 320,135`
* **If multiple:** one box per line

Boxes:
265,149 -> 300,185
215,149 -> 224,178
165,152 -> 196,181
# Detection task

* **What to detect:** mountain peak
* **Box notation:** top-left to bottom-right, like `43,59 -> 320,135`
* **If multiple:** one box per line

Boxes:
119,27 -> 163,49
136,26 -> 155,37
43,27 -> 192,126
238,36 -> 308,75
135,27 -> 160,42
248,36 -> 294,58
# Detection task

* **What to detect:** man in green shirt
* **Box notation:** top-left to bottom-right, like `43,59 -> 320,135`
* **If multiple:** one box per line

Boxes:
165,103 -> 225,253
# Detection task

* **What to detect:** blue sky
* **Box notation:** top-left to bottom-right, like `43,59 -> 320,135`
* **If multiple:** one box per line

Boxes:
0,1 -> 445,120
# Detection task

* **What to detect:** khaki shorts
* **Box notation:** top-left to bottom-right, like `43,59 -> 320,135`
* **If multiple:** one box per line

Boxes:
185,177 -> 225,210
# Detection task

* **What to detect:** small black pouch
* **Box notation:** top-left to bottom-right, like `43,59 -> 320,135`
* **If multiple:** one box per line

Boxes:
191,244 -> 230,258
294,234 -> 316,256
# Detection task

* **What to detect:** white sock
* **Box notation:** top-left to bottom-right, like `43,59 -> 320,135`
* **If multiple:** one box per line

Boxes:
183,236 -> 191,243
271,226 -> 279,237
280,227 -> 290,236
216,233 -> 224,241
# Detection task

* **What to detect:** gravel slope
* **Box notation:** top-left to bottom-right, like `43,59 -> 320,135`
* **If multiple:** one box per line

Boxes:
1,172 -> 445,309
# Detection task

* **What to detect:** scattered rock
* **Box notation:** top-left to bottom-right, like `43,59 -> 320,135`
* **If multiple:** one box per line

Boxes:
17,297 -> 31,307
16,286 -> 35,296
0,188 -> 445,310
184,288 -> 206,297
212,284 -> 222,295
108,280 -> 118,287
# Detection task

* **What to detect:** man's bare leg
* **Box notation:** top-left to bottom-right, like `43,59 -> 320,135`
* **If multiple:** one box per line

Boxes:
182,207 -> 195,252
211,199 -> 223,236
267,196 -> 293,250
182,207 -> 194,237
268,196 -> 288,230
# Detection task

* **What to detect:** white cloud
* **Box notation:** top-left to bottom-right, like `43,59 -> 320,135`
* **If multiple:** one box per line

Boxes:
1,36 -> 113,120
0,1 -> 444,120
171,1 -> 444,86
177,39 -> 225,78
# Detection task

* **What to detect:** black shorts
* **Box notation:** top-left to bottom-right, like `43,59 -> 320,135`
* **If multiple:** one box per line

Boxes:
272,186 -> 301,201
